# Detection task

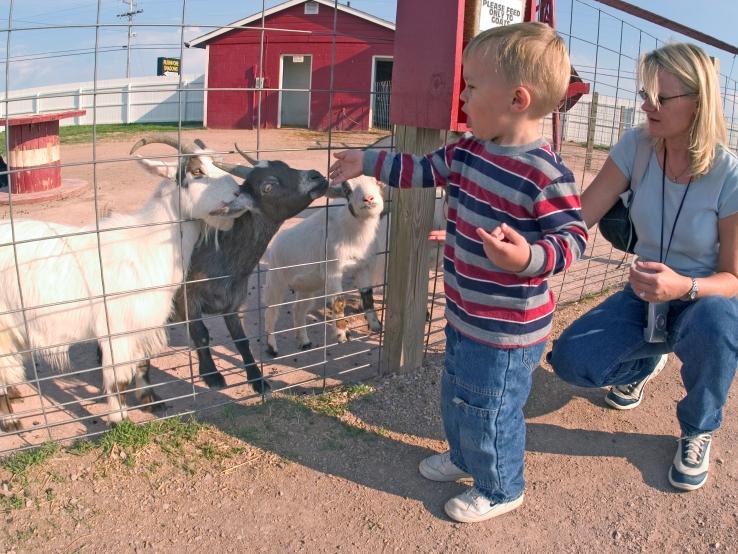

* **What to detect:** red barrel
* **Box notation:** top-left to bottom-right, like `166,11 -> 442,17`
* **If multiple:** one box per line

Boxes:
8,119 -> 61,193
0,110 -> 85,194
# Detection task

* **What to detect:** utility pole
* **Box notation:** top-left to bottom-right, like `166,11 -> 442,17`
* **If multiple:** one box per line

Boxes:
117,0 -> 143,79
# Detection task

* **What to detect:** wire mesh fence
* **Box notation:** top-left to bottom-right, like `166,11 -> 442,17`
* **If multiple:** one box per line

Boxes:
0,0 -> 735,455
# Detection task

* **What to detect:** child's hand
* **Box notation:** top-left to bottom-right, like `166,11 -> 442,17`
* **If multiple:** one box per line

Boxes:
476,223 -> 531,273
428,229 -> 446,242
329,150 -> 365,185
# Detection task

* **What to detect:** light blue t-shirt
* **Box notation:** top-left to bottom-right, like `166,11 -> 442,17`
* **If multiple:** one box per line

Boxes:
610,128 -> 738,277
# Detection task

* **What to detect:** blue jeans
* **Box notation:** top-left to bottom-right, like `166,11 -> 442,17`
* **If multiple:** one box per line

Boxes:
549,285 -> 738,435
442,325 -> 545,503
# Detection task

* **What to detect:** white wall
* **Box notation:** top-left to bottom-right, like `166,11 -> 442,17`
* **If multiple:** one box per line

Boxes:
0,75 -> 205,126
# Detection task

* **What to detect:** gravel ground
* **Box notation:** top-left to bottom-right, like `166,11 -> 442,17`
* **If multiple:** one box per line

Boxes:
1,293 -> 737,553
0,130 -> 736,552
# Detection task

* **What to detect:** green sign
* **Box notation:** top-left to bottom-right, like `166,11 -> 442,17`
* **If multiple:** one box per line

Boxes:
157,57 -> 180,76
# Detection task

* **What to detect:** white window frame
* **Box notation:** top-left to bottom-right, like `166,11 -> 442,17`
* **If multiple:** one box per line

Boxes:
277,53 -> 313,128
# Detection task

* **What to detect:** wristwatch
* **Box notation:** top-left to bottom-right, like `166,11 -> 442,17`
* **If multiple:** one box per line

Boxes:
683,277 -> 699,301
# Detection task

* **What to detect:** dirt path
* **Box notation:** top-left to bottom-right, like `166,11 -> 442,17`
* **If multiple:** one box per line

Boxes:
1,295 -> 737,553
1,130 -> 734,552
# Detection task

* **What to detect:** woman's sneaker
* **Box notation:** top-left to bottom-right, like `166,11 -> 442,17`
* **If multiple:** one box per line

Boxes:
604,354 -> 668,410
419,451 -> 471,482
444,487 -> 524,523
668,433 -> 712,491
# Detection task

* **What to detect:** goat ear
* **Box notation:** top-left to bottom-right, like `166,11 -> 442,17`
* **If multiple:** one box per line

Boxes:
208,190 -> 259,217
326,184 -> 346,199
135,157 -> 178,180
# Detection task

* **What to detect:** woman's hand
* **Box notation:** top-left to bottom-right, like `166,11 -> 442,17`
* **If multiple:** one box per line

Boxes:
329,150 -> 364,185
629,260 -> 691,302
476,224 -> 531,273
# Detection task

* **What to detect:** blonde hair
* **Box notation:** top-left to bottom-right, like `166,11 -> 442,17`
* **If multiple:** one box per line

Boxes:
463,22 -> 570,118
640,43 -> 727,177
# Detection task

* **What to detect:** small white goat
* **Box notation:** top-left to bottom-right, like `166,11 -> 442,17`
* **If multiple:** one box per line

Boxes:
0,136 -> 251,431
264,175 -> 385,355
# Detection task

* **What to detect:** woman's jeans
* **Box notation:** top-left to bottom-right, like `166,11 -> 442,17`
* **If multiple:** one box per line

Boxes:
549,285 -> 738,435
442,325 -> 545,503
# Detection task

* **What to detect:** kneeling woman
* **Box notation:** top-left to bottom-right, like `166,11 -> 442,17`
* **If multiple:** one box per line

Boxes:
548,42 -> 738,491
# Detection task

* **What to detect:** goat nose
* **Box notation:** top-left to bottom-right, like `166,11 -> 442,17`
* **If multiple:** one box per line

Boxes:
364,195 -> 374,203
308,170 -> 323,180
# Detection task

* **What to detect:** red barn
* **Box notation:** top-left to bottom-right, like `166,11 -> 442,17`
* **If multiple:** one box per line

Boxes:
186,0 -> 395,131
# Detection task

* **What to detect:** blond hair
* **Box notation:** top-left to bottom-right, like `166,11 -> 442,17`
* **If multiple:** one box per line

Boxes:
639,43 -> 727,177
463,22 -> 570,118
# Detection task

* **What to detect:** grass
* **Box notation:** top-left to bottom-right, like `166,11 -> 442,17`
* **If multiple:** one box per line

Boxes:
98,416 -> 203,465
0,416 -> 204,481
0,121 -> 203,153
296,383 -> 375,418
1,442 -> 59,476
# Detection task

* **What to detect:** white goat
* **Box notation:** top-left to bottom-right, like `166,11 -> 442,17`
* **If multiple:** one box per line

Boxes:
343,134 -> 452,329
0,136 -> 251,431
264,175 -> 385,355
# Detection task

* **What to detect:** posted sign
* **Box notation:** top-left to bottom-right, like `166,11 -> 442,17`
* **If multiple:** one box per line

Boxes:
157,57 -> 181,76
478,0 -> 525,30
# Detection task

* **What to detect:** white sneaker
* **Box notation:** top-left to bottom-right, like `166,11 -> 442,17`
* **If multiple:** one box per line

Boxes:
418,451 -> 471,482
444,487 -> 524,523
604,353 -> 668,410
669,433 -> 712,491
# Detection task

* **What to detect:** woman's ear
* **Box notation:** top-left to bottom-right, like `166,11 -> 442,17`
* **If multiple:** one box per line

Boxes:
511,86 -> 533,112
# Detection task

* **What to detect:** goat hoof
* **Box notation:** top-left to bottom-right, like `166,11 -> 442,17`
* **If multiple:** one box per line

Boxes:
138,392 -> 165,413
109,419 -> 123,428
201,370 -> 227,389
266,345 -> 279,357
6,386 -> 21,400
0,417 -> 21,433
252,378 -> 271,395
300,342 -> 313,351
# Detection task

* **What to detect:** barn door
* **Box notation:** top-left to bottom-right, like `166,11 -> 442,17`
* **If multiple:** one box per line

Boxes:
280,54 -> 312,128
372,58 -> 393,130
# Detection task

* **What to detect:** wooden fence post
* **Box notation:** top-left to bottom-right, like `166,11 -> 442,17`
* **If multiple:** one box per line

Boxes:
584,91 -> 599,171
381,125 -> 444,375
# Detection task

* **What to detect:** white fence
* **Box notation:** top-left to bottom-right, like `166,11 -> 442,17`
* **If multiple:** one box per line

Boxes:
1,75 -> 735,152
0,75 -> 205,126
560,91 -> 738,151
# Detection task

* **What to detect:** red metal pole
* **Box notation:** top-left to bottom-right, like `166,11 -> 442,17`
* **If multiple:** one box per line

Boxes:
536,0 -> 562,151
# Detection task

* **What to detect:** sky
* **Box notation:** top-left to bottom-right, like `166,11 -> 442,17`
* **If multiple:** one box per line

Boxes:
0,0 -> 736,95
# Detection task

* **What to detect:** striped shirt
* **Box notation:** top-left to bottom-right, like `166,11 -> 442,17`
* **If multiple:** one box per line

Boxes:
363,136 -> 588,348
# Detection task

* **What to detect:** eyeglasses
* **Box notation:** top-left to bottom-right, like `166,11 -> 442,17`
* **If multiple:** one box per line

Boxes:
637,88 -> 697,104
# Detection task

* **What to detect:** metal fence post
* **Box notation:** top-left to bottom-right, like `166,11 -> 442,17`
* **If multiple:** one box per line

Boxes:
584,92 -> 599,171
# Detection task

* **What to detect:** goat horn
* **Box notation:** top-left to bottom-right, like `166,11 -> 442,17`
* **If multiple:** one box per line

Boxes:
212,160 -> 252,180
234,143 -> 260,166
129,135 -> 198,156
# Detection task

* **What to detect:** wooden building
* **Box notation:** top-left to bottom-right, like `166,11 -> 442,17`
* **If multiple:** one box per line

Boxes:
187,0 -> 395,131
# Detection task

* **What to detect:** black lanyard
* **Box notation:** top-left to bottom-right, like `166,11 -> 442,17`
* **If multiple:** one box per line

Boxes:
660,148 -> 692,264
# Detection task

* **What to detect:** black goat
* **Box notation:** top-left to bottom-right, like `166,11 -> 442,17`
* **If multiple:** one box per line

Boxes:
0,156 -> 7,189
169,146 -> 328,391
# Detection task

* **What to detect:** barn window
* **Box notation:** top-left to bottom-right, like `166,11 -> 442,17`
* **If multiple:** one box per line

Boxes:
305,2 -> 319,14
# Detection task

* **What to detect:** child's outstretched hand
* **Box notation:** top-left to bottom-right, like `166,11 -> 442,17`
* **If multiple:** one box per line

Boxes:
329,150 -> 364,185
476,223 -> 531,273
